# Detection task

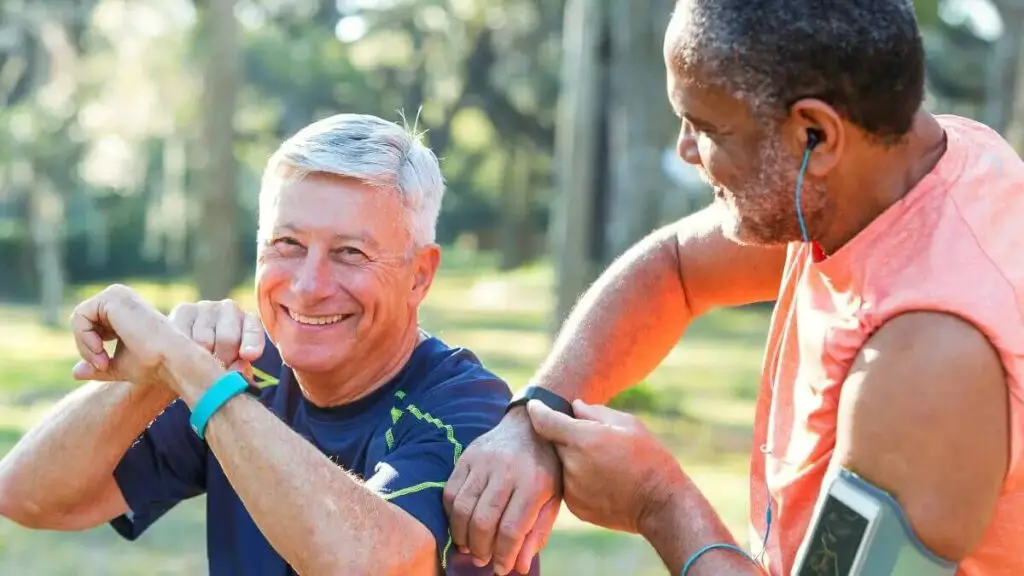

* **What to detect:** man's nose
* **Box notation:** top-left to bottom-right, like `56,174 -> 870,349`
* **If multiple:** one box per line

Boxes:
291,250 -> 334,301
677,124 -> 701,166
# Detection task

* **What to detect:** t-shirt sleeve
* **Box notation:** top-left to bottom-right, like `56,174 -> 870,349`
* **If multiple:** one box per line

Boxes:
109,398 -> 209,540
365,372 -> 537,574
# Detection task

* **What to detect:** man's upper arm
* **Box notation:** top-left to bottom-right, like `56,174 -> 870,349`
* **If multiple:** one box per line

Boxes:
109,398 -> 209,540
366,374 -> 516,569
833,311 -> 1009,560
673,205 -> 788,316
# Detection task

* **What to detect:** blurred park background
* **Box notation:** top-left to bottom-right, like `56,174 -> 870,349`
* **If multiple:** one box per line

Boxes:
0,0 -> 1019,573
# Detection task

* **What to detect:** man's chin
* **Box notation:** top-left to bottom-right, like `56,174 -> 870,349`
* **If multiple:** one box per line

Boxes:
279,349 -> 350,375
720,214 -> 793,247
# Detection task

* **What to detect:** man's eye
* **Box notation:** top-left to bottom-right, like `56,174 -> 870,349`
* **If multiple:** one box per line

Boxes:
272,237 -> 304,253
335,247 -> 367,259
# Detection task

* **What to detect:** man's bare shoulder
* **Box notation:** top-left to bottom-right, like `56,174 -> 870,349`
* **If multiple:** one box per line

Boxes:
672,206 -> 788,315
835,310 -> 1008,560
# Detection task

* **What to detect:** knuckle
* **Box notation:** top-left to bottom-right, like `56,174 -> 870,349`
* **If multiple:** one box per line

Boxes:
105,284 -> 132,301
497,519 -> 522,541
193,330 -> 215,347
470,512 -> 495,533
452,499 -> 475,520
443,484 -> 459,503
215,330 -> 240,346
464,471 -> 488,492
169,303 -> 193,320
219,299 -> 242,313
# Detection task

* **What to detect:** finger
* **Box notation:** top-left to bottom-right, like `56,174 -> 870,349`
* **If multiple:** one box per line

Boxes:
443,459 -> 471,516
448,469 -> 488,554
444,459 -> 472,554
526,400 -> 580,445
239,312 -> 265,361
491,488 -> 545,575
168,303 -> 198,335
227,359 -> 254,384
513,498 -> 560,574
467,476 -> 514,567
73,360 -> 118,382
212,302 -> 244,367
72,359 -> 99,381
69,300 -> 110,371
190,301 -> 218,353
572,399 -> 635,427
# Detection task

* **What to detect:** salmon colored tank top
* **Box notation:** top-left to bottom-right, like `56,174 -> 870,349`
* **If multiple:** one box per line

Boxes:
749,115 -> 1024,575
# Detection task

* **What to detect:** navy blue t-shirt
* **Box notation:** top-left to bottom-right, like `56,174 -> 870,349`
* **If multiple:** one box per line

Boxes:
110,334 -> 539,575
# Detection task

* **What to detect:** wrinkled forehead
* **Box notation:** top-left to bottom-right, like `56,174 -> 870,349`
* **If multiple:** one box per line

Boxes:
259,172 -> 412,247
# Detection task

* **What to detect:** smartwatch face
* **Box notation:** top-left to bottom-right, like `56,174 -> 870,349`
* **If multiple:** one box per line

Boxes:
797,494 -> 872,576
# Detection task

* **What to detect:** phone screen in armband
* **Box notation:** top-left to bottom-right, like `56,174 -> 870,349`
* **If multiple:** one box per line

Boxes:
792,469 -> 958,576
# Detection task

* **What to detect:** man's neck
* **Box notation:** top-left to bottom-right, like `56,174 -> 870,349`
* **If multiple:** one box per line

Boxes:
817,112 -> 948,255
293,322 -> 423,408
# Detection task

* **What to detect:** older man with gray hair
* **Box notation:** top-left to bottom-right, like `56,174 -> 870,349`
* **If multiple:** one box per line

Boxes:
0,113 -> 537,576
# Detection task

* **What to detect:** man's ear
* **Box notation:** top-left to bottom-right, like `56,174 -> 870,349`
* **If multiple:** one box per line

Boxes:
787,98 -> 845,178
410,244 -> 441,305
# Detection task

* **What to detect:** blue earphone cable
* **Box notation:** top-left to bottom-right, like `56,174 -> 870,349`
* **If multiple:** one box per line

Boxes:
795,146 -> 813,244
679,482 -> 772,574
681,147 -> 814,575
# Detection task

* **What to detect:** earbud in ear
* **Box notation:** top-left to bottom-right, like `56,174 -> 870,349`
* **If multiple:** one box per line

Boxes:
806,128 -> 824,151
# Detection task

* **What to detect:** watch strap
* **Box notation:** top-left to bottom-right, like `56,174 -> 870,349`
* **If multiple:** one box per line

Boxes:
506,385 -> 575,418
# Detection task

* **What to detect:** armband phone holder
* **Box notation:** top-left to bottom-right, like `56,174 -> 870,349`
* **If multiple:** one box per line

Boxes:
792,468 -> 958,576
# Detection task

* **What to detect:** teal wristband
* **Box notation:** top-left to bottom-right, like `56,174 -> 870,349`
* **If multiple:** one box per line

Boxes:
189,371 -> 250,440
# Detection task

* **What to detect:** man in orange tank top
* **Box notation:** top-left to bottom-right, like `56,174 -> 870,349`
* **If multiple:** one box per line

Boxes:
442,1 -> 1021,575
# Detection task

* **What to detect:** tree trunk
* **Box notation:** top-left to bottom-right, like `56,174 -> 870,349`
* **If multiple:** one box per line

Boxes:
605,0 -> 674,260
193,0 -> 240,300
551,0 -> 607,329
1003,7 -> 1024,151
25,162 -> 66,327
984,8 -> 1024,135
498,143 -> 523,270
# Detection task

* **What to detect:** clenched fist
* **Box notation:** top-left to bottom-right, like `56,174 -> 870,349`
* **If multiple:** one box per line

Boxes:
70,284 -> 193,385
168,300 -> 265,380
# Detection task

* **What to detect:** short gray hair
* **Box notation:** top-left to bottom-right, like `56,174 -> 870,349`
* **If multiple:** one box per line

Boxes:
669,0 -> 924,145
260,113 -> 444,245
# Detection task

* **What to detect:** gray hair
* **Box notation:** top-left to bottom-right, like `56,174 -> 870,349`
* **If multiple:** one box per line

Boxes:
259,113 -> 444,245
669,0 -> 924,145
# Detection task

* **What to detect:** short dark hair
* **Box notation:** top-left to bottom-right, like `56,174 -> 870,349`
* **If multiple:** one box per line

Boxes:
671,0 -> 925,145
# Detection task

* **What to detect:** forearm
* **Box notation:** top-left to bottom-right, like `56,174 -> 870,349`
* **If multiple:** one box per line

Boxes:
0,380 -> 175,523
535,225 -> 692,404
171,355 -> 435,575
641,475 -> 762,576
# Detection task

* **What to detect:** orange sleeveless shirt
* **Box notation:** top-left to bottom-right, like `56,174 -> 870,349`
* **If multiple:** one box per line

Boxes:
749,115 -> 1024,575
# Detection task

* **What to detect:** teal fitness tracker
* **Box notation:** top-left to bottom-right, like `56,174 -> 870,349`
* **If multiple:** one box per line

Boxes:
189,371 -> 251,440
505,385 -> 575,418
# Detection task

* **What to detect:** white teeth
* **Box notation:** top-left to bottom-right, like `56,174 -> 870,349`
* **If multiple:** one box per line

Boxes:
288,310 -> 347,326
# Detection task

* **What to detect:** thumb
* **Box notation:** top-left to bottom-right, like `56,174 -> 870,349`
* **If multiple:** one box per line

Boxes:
227,359 -> 255,385
72,359 -> 117,382
72,360 -> 99,381
572,399 -> 634,427
527,399 -> 578,445
239,313 -> 266,361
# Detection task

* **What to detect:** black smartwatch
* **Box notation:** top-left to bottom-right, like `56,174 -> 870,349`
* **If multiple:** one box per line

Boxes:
505,385 -> 575,418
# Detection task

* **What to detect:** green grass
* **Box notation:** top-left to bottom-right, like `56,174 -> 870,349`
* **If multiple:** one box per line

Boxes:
0,261 -> 771,574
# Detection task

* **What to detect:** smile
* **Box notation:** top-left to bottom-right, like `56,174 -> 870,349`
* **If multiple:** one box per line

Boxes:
286,308 -> 352,326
